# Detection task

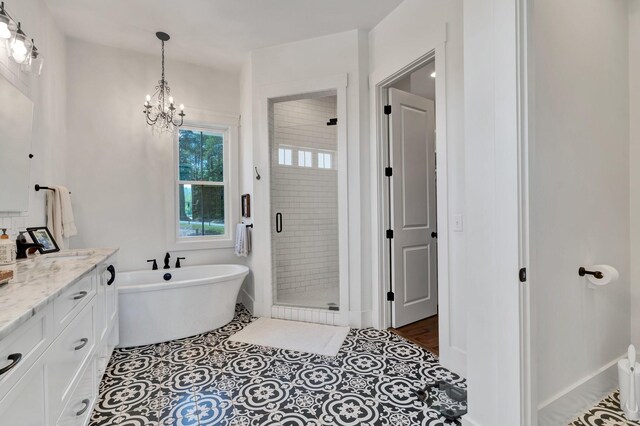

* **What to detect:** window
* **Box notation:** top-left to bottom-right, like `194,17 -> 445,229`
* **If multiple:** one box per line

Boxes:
318,152 -> 333,169
278,148 -> 292,165
298,150 -> 312,167
177,128 -> 226,239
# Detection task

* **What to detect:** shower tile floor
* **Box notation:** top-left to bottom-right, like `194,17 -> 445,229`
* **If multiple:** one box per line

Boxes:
90,305 -> 465,426
569,391 -> 640,426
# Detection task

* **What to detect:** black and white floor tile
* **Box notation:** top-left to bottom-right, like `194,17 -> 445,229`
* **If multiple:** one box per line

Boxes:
91,305 -> 466,426
569,391 -> 640,426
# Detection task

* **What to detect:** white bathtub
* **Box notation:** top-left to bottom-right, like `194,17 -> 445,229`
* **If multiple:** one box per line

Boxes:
117,264 -> 249,347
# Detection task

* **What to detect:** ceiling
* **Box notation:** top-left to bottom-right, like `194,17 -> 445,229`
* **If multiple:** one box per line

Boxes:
44,0 -> 404,71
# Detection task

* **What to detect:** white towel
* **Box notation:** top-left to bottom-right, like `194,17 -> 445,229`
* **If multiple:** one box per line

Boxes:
234,223 -> 250,257
58,186 -> 77,238
46,185 -> 77,249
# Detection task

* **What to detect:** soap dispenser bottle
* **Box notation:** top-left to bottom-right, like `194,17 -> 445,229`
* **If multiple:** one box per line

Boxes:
0,228 -> 17,283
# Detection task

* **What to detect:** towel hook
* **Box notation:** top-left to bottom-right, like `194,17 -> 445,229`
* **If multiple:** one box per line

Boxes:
254,167 -> 261,180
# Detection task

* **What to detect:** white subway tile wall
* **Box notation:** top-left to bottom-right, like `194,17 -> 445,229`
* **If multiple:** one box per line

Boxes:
271,96 -> 339,310
0,215 -> 28,240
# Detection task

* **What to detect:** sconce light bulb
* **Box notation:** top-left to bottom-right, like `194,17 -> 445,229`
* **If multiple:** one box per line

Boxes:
169,96 -> 174,105
180,104 -> 184,111
430,71 -> 436,78
0,22 -> 10,40
146,94 -> 151,102
12,51 -> 26,63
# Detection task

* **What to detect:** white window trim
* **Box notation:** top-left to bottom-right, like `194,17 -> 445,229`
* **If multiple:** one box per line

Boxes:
166,118 -> 239,251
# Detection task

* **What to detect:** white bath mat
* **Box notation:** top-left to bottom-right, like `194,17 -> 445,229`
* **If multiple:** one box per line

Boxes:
229,317 -> 350,356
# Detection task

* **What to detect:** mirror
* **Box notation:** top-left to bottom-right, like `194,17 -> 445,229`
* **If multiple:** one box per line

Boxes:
0,73 -> 34,212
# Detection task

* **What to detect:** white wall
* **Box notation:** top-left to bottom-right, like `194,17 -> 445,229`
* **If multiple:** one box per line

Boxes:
65,39 -> 243,272
368,0 -> 467,374
238,57 -> 255,311
247,30 -> 370,325
630,1 -> 640,353
0,0 -> 67,238
531,0 -> 631,423
463,0 -> 525,424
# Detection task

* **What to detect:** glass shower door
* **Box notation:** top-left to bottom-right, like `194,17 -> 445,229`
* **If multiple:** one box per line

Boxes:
270,95 -> 340,310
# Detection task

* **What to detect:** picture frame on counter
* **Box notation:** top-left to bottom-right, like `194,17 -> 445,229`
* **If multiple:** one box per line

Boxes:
27,226 -> 60,254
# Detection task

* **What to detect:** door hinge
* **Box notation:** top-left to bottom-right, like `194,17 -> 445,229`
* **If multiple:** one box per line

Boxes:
519,268 -> 527,283
387,291 -> 395,301
386,229 -> 394,239
384,105 -> 392,115
385,167 -> 393,177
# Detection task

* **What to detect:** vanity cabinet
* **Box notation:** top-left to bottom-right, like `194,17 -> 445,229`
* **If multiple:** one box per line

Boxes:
0,253 -> 118,426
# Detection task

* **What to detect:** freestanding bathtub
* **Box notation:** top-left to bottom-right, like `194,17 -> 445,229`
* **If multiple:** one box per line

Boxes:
117,264 -> 249,347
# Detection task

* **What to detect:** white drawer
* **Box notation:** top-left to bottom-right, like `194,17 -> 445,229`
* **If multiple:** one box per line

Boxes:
0,305 -> 51,401
48,298 -> 96,419
54,274 -> 96,335
0,357 -> 47,426
57,359 -> 96,426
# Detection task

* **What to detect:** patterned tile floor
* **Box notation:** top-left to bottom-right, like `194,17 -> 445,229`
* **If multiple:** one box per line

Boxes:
569,391 -> 640,426
90,305 -> 466,426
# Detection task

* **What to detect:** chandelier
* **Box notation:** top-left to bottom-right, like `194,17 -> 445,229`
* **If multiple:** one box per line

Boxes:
143,32 -> 185,133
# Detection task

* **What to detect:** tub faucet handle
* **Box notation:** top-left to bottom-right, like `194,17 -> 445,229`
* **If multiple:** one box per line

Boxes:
147,259 -> 158,270
176,257 -> 186,268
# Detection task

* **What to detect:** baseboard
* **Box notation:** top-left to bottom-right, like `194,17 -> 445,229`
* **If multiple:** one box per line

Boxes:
349,310 -> 373,328
537,355 -> 624,425
237,288 -> 254,314
461,415 -> 479,426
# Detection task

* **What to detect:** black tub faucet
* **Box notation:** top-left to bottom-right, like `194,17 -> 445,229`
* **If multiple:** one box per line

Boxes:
163,252 -> 171,269
147,259 -> 158,270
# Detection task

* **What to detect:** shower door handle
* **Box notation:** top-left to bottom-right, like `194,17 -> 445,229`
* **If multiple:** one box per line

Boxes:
276,213 -> 282,233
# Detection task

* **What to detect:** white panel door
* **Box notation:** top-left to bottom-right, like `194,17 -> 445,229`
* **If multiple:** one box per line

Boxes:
389,88 -> 437,328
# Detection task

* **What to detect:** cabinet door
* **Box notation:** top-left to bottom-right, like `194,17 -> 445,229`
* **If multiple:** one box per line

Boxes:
95,265 -> 107,344
48,299 -> 95,420
0,359 -> 47,426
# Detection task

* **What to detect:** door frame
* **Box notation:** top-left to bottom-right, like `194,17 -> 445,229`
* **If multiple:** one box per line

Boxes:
254,74 -> 351,325
370,36 -> 456,369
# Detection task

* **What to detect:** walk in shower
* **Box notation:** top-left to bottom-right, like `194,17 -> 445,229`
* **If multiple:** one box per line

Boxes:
270,94 -> 340,310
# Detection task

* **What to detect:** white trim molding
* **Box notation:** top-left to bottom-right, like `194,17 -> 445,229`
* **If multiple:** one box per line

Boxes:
537,355 -> 623,426
164,114 -> 240,252
369,28 -> 465,375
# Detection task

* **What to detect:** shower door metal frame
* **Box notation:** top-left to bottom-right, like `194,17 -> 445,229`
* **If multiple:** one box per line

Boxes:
255,74 -> 350,326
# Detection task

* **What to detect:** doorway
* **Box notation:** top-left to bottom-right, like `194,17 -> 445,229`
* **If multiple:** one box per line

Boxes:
379,57 -> 444,357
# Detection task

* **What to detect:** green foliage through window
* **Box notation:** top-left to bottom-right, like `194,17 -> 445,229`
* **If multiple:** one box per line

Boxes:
177,129 -> 225,237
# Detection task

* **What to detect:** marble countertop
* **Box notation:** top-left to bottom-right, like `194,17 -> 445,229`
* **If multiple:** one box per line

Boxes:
0,248 -> 118,341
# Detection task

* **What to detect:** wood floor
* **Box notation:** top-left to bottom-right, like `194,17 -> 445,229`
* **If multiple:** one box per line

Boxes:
390,315 -> 439,356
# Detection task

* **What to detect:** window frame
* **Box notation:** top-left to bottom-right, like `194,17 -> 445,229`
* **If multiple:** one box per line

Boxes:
167,119 -> 239,251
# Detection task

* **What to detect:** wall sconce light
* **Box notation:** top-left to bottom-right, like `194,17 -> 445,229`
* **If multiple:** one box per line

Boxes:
0,2 -> 42,75
0,2 -> 16,40
21,39 -> 43,75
